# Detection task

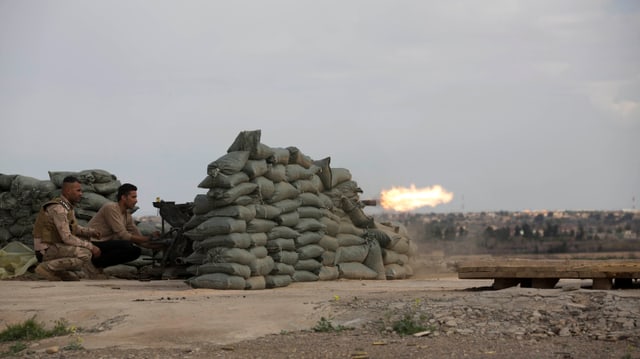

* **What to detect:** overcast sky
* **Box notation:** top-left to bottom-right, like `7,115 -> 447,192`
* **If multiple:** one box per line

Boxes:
1,1 -> 639,216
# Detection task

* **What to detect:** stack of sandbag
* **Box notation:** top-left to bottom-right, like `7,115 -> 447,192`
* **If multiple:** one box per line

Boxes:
184,129 -> 415,290
0,174 -> 56,246
376,221 -> 418,279
0,169 -> 122,247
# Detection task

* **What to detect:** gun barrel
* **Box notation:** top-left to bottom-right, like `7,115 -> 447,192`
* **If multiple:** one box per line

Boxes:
360,199 -> 379,207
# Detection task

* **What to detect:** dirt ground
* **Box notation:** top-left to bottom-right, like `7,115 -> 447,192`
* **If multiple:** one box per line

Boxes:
1,256 -> 639,359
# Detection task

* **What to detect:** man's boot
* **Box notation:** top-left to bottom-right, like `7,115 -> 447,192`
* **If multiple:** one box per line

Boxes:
35,264 -> 61,281
57,271 -> 81,281
80,261 -> 109,280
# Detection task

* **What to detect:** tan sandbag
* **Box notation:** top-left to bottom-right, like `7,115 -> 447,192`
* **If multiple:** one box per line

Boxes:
245,275 -> 266,290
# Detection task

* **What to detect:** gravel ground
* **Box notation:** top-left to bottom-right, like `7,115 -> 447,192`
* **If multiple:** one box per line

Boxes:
2,282 -> 639,359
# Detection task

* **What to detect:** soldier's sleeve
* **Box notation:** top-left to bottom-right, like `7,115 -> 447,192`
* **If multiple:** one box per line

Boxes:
74,222 -> 98,238
47,205 -> 93,250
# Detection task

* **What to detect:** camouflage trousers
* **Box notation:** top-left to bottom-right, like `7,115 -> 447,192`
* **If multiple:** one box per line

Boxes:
41,244 -> 92,272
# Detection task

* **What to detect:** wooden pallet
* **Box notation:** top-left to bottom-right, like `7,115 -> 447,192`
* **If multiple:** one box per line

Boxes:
457,259 -> 640,290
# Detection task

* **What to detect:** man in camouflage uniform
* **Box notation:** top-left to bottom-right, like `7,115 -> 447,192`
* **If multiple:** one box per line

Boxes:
32,176 -> 102,281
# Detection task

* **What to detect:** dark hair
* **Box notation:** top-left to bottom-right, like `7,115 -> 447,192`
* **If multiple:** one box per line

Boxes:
117,183 -> 138,201
62,176 -> 81,184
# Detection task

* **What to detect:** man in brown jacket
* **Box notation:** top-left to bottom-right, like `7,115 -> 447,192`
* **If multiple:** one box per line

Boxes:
88,183 -> 160,268
33,176 -> 102,281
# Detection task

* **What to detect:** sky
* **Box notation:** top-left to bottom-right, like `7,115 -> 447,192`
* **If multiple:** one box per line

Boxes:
1,1 -> 639,216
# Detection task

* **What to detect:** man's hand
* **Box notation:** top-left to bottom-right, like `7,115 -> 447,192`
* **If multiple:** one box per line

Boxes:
90,244 -> 101,258
91,229 -> 101,240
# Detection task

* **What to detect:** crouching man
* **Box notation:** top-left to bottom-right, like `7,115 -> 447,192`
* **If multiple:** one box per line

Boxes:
87,183 -> 161,269
33,176 -> 102,281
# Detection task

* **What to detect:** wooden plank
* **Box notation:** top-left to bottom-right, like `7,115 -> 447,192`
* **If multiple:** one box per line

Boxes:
457,259 -> 640,281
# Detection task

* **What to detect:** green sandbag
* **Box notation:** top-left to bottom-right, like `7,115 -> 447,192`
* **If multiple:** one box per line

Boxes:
188,273 -> 246,289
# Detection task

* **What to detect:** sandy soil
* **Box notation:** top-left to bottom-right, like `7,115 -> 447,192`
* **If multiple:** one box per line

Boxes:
1,254 -> 639,358
0,273 -> 479,351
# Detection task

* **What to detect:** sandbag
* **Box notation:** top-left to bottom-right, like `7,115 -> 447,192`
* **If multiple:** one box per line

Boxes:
318,265 -> 339,281
336,233 -> 366,246
194,205 -> 256,224
192,262 -> 251,279
363,240 -> 386,280
188,273 -> 246,289
0,174 -> 17,191
250,232 -> 268,247
78,192 -> 111,212
249,245 -> 268,258
267,182 -> 299,203
292,179 -> 318,194
48,171 -> 76,187
296,244 -> 324,260
206,182 -> 258,206
92,180 -> 121,195
77,169 -> 116,184
198,172 -> 249,189
265,274 -> 292,288
295,231 -> 323,246
267,226 -> 300,240
330,168 -> 352,187
248,204 -> 281,219
319,217 -> 339,236
271,199 -> 301,213
285,164 -> 315,182
0,193 -> 17,210
271,262 -> 295,275
196,233 -> 252,250
246,218 -> 278,233
341,197 -> 374,228
365,228 -> 392,248
337,262 -> 379,280
275,211 -> 299,227
249,256 -> 275,276
243,160 -> 269,179
245,275 -> 266,290
294,258 -> 322,272
269,250 -> 298,265
292,270 -> 318,282
269,147 -> 290,165
385,263 -> 413,280
185,217 -> 247,240
206,247 -> 255,265
382,249 -> 409,265
287,146 -> 314,168
298,192 -> 324,208
335,244 -> 369,264
264,164 -> 286,182
251,176 -> 275,200
294,218 -> 326,232
297,206 -> 323,219
207,151 -> 250,176
266,238 -> 296,252
227,130 -> 275,160
318,235 -> 339,251
321,250 -> 335,266
338,220 -> 366,236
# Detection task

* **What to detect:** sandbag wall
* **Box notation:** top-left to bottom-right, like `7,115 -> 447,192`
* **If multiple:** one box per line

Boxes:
183,130 -> 415,290
0,170 -> 121,247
